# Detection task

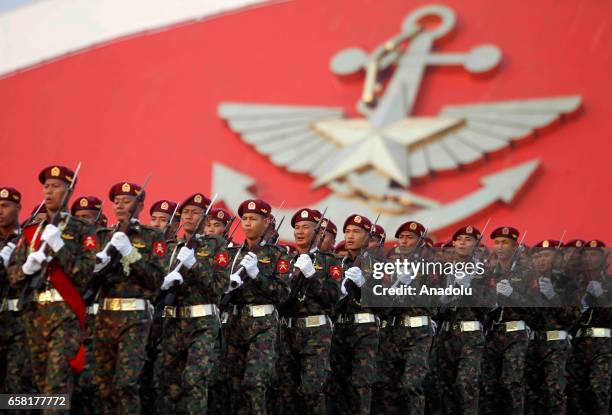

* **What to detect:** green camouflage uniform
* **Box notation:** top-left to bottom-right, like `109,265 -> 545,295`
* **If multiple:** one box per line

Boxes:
93,222 -> 165,414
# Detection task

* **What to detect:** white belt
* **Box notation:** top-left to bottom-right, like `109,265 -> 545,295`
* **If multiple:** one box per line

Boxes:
35,289 -> 64,303
581,327 -> 611,338
164,304 -> 218,318
7,298 -> 20,312
398,315 -> 429,328
545,330 -> 568,341
246,304 -> 275,318
288,315 -> 329,328
86,304 -> 99,315
338,312 -> 377,324
101,298 -> 148,311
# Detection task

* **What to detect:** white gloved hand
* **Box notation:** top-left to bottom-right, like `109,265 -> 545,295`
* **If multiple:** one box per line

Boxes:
240,252 -> 259,279
345,266 -> 365,287
41,224 -> 65,253
22,250 -> 49,275
227,273 -> 243,292
496,279 -> 513,297
455,273 -> 472,288
396,269 -> 414,285
177,247 -> 196,269
94,250 -> 111,272
586,280 -> 604,298
0,242 -> 16,267
538,277 -> 556,300
110,232 -> 134,257
294,254 -> 315,278
340,278 -> 349,296
161,271 -> 183,290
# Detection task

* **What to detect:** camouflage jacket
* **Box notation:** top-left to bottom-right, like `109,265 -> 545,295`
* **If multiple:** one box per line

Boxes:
8,215 -> 97,294
530,270 -> 578,331
96,221 -> 165,300
336,249 -> 384,316
0,228 -> 21,301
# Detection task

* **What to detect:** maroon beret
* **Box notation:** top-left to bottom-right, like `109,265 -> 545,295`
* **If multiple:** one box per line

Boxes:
584,239 -> 606,249
373,224 -> 386,241
564,239 -> 585,248
0,187 -> 21,204
71,196 -> 102,215
334,240 -> 346,253
395,221 -> 425,238
31,203 -> 47,216
149,200 -> 178,216
343,214 -> 372,233
291,208 -> 322,227
237,199 -> 271,218
38,165 -> 75,185
532,240 -> 561,252
490,226 -> 520,241
109,182 -> 144,201
179,193 -> 210,213
208,208 -> 231,225
424,237 -> 434,247
320,218 -> 337,236
452,225 -> 481,241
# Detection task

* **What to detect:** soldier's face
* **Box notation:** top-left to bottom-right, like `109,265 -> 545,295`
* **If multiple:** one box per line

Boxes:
181,205 -> 204,234
583,249 -> 605,272
113,195 -> 142,222
43,179 -> 68,212
344,225 -> 367,252
532,249 -> 555,273
150,212 -> 171,230
453,234 -> 476,256
368,236 -> 381,249
242,213 -> 268,240
204,218 -> 225,237
0,201 -> 20,228
494,237 -> 516,260
75,210 -> 98,225
293,220 -> 316,249
319,231 -> 335,253
563,248 -> 583,269
398,231 -> 419,249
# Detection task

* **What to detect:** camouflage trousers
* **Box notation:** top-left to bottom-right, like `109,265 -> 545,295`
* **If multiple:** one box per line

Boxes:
72,312 -> 98,415
436,325 -> 484,415
142,313 -> 163,414
479,326 -> 530,415
566,336 -> 611,415
524,335 -> 570,415
160,314 -> 219,414
94,309 -> 150,415
0,310 -> 35,396
223,311 -> 279,415
22,302 -> 80,406
273,320 -> 332,415
329,322 -> 379,415
208,321 -> 230,415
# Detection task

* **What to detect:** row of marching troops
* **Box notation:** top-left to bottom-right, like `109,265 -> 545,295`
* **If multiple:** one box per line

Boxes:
0,164 -> 609,415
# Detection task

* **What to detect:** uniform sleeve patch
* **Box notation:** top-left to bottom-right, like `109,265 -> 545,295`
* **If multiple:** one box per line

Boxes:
83,235 -> 97,251
329,266 -> 343,281
276,259 -> 289,273
215,252 -> 229,267
153,241 -> 166,256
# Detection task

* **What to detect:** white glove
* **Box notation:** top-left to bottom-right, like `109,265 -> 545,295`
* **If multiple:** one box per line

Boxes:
586,280 -> 604,298
340,278 -> 348,296
41,224 -> 65,253
227,273 -> 243,292
345,266 -> 365,287
0,242 -> 16,267
240,252 -> 259,279
538,277 -> 556,300
22,250 -> 49,275
455,273 -> 472,288
177,247 -> 196,269
94,250 -> 111,272
496,279 -> 513,297
396,269 -> 414,286
161,271 -> 183,290
294,254 -> 315,278
110,232 -> 134,257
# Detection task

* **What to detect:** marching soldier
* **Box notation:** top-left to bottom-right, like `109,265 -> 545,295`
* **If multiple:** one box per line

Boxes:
158,194 -> 230,414
8,166 -> 96,406
480,227 -> 535,415
222,199 -> 291,414
274,209 -> 341,414
93,182 -> 165,414
0,187 -> 36,400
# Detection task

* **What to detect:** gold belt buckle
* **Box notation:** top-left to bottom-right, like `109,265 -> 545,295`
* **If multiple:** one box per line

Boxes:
409,316 -> 426,327
461,321 -> 478,332
505,321 -> 519,332
163,306 -> 175,318
590,327 -> 610,338
355,313 -> 371,324
107,298 -> 122,311
306,315 -> 321,327
251,305 -> 266,318
546,330 -> 561,341
38,290 -> 52,303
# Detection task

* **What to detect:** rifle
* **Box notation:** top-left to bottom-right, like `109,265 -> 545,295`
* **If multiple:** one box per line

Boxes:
19,162 -> 82,307
82,175 -> 151,306
342,214 -> 381,299
94,201 -> 105,226
287,208 -> 328,301
163,202 -> 180,241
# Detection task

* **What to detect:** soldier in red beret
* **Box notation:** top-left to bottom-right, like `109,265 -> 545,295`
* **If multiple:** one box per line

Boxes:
316,218 -> 338,253
71,195 -> 104,226
273,208 -> 341,414
222,199 -> 291,414
149,199 -> 179,233
8,166 -> 97,401
204,207 -> 231,238
334,240 -> 348,257
30,203 -> 47,223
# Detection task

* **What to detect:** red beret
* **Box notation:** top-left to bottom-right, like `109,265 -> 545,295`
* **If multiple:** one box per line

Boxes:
490,226 -> 520,241
320,218 -> 338,236
373,224 -> 386,241
71,196 -> 102,215
452,225 -> 481,241
291,208 -> 322,227
149,200 -> 178,216
0,187 -> 21,204
38,165 -> 75,185
109,182 -> 144,201
531,240 -> 561,252
343,214 -> 372,233
424,237 -> 434,247
395,221 -> 425,238
237,199 -> 271,218
433,240 -> 453,248
334,240 -> 346,252
564,239 -> 585,248
584,239 -> 606,249
208,208 -> 231,225
31,203 -> 47,216
179,193 -> 210,213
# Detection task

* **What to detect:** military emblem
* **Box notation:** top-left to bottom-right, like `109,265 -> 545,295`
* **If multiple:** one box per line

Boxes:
301,210 -> 309,218
215,252 -> 229,267
153,241 -> 166,256
589,240 -> 597,248
354,215 -> 362,224
330,265 -> 343,281
248,201 -> 256,210
277,259 -> 289,273
80,198 -> 88,207
218,210 -> 224,219
51,166 -> 60,177
466,226 -> 473,234
161,201 -> 169,211
502,227 -> 509,235
122,183 -> 131,192
0,189 -> 7,198
216,4 -> 581,240
409,222 -> 417,230
543,240 -> 550,248
194,194 -> 203,203
576,240 -> 583,247
83,235 -> 97,250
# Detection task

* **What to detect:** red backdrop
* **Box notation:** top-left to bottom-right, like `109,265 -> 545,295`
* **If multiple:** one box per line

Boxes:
0,0 -> 610,243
